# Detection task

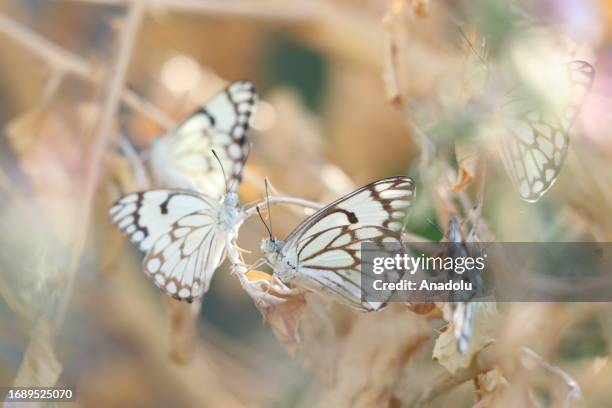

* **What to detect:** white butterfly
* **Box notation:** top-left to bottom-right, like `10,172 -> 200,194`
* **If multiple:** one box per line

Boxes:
148,80 -> 257,199
260,176 -> 415,312
461,35 -> 596,202
441,215 -> 482,354
109,80 -> 257,302
496,60 -> 595,202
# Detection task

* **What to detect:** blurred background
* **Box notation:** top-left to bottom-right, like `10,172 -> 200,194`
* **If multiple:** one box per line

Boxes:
0,0 -> 611,407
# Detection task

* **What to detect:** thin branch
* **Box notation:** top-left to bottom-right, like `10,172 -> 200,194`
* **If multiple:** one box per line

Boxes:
40,70 -> 66,105
59,0 -> 316,21
520,347 -> 582,407
402,112 -> 435,184
0,12 -> 174,130
225,233 -> 247,274
55,0 -> 146,330
123,88 -> 175,129
117,133 -> 151,190
244,196 -> 323,219
0,13 -> 91,76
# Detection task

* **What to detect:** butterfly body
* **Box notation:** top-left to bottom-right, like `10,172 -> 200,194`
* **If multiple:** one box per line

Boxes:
261,237 -> 289,267
217,191 -> 244,230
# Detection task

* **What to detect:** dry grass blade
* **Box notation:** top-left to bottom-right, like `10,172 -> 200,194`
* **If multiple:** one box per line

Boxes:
12,320 -> 62,388
55,0 -> 146,330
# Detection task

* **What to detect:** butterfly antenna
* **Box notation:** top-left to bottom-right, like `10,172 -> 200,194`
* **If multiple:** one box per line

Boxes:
264,177 -> 274,235
211,149 -> 229,193
256,206 -> 273,240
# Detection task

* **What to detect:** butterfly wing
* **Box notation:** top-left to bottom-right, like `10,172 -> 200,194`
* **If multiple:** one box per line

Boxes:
109,190 -> 226,302
498,61 -> 594,202
277,176 -> 416,311
149,80 -> 257,198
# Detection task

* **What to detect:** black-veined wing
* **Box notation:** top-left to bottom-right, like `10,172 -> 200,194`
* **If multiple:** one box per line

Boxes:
497,60 -> 594,202
109,190 -> 226,302
149,80 -> 257,198
273,176 -> 416,311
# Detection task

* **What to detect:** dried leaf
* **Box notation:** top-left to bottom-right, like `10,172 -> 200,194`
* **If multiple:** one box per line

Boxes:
263,294 -> 306,356
318,306 -> 430,407
238,271 -> 306,356
433,302 -> 498,374
451,167 -> 473,193
411,0 -> 430,18
451,142 -> 478,193
473,368 -> 509,408
405,301 -> 436,315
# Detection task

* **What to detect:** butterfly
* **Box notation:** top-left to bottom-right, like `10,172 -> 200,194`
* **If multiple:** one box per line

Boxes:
148,80 -> 257,199
109,80 -> 257,302
440,215 -> 483,354
495,60 -> 595,202
457,28 -> 595,202
260,176 -> 415,312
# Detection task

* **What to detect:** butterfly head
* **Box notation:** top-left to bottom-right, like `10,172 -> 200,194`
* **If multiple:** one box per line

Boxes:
260,237 -> 296,281
260,237 -> 283,256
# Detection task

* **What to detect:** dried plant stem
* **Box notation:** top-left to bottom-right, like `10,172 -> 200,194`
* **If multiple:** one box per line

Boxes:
244,196 -> 323,218
408,343 -> 498,407
123,89 -> 175,129
55,1 -> 146,330
40,70 -> 66,105
117,133 -> 151,190
0,12 -> 174,129
403,114 -> 435,184
59,0 -> 315,21
519,347 -> 582,405
225,232 -> 247,274
0,13 -> 90,76
225,197 -> 323,278
228,196 -> 324,274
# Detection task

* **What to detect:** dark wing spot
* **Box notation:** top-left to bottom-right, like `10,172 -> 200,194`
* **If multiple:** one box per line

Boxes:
160,199 -> 169,215
344,210 -> 358,224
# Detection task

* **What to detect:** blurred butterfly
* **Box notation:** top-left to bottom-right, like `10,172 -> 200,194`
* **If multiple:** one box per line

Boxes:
440,215 -> 484,354
260,176 -> 415,312
148,80 -> 257,199
496,60 -> 594,202
460,32 -> 595,202
109,80 -> 257,302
